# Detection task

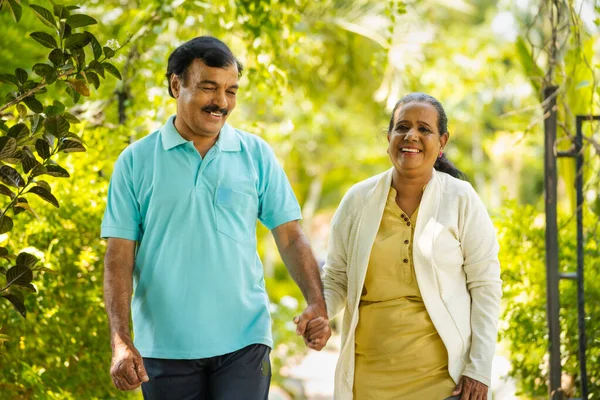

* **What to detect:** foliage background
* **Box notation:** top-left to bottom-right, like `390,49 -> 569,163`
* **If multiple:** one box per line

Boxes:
0,0 -> 599,399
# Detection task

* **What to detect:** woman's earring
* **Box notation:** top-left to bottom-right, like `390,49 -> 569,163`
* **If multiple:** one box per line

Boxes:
438,150 -> 443,158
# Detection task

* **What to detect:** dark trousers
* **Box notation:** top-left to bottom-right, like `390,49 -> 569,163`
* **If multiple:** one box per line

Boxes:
141,344 -> 271,400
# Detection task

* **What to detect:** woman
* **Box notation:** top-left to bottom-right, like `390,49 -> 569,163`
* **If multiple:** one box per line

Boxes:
302,93 -> 501,400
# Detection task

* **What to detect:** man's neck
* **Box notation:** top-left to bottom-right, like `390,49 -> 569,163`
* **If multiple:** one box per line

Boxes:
174,117 -> 219,157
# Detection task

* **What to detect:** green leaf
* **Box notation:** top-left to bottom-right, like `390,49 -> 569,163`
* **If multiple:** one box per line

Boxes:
33,63 -> 56,79
35,139 -> 51,159
0,184 -> 16,200
3,150 -> 22,165
27,186 -> 59,207
67,79 -> 90,96
0,165 -> 25,188
31,114 -> 44,134
29,4 -> 57,29
1,290 -> 26,317
44,116 -> 69,137
63,112 -> 80,124
66,5 -> 80,11
86,71 -> 100,89
22,80 -> 37,90
52,100 -> 65,115
30,31 -> 58,49
0,247 -> 8,258
7,123 -> 29,141
59,21 -> 72,40
21,147 -> 39,174
53,4 -> 69,19
102,62 -> 122,80
65,86 -> 80,104
0,137 -> 17,160
17,104 -> 27,119
6,0 -> 22,23
89,60 -> 104,78
44,164 -> 70,178
14,199 -> 40,221
48,49 -> 64,67
24,96 -> 44,113
67,14 -> 97,28
515,36 -> 543,93
15,68 -> 28,84
34,180 -> 51,191
4,91 -> 17,103
0,74 -> 18,86
64,33 -> 90,49
44,105 -> 60,117
103,46 -> 115,59
6,265 -> 33,287
74,48 -> 86,70
0,215 -> 13,234
59,139 -> 85,153
87,33 -> 102,60
16,252 -> 39,269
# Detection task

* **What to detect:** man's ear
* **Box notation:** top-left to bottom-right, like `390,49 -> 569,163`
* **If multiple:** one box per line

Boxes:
170,74 -> 181,98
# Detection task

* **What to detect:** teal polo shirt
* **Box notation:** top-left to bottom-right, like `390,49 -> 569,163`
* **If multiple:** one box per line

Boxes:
101,116 -> 302,359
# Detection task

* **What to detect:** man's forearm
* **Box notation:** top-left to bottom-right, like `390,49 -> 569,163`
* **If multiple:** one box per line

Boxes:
103,241 -> 135,347
278,232 -> 325,307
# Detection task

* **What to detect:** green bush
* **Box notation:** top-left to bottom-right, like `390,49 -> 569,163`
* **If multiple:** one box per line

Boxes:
497,201 -> 599,398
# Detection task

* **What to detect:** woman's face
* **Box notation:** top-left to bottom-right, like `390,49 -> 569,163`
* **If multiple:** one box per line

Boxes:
387,101 -> 448,177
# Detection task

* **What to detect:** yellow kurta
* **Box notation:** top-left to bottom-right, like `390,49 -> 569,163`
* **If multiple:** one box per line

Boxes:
353,188 -> 456,400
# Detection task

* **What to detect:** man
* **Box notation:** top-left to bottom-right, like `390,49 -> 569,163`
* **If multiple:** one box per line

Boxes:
102,36 -> 329,400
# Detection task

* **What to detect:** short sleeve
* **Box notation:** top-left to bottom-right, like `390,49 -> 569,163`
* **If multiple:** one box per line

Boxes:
101,149 -> 142,240
256,142 -> 301,230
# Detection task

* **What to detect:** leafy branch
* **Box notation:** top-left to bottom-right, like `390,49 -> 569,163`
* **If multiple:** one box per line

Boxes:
0,1 -> 124,320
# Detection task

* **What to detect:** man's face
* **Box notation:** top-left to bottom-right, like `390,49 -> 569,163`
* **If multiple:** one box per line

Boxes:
170,59 -> 239,138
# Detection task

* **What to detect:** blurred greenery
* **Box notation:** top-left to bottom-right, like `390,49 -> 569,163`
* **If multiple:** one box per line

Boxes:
497,202 -> 600,398
0,0 -> 598,399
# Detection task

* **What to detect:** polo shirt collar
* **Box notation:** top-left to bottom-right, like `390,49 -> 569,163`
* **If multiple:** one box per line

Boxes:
217,123 -> 241,152
160,116 -> 241,152
160,116 -> 188,150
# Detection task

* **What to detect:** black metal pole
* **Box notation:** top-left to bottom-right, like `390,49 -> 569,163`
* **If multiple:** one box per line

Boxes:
575,116 -> 590,399
543,86 -> 563,400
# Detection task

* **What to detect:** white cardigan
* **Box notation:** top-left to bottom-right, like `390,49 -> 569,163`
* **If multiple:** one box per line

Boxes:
322,168 -> 502,399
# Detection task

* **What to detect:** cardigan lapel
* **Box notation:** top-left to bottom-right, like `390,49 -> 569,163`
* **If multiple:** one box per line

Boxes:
351,168 -> 394,303
413,169 -> 442,292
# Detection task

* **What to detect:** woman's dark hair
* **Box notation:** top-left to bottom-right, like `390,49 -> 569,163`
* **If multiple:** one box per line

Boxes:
166,36 -> 244,98
388,92 -> 466,180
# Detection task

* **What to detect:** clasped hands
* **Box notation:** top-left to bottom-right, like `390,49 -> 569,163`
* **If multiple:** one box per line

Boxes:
293,303 -> 331,351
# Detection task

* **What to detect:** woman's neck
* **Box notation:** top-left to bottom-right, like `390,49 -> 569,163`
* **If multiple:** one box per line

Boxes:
391,168 -> 432,198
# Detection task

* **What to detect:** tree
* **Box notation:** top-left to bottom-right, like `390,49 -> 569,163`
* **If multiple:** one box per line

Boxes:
0,0 -> 122,342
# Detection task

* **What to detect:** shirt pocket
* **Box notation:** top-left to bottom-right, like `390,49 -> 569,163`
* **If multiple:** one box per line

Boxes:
214,186 -> 257,243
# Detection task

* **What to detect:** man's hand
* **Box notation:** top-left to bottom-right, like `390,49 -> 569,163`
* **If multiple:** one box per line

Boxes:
451,376 -> 488,400
110,339 -> 149,391
293,303 -> 331,351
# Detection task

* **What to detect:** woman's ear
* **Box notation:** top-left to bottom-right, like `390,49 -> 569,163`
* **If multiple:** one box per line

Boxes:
440,132 -> 449,150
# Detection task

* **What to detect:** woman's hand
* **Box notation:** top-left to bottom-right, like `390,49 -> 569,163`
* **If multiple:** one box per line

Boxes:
451,376 -> 488,400
293,313 -> 331,351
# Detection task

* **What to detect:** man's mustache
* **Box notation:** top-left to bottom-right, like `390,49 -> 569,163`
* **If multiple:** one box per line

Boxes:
202,105 -> 228,115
